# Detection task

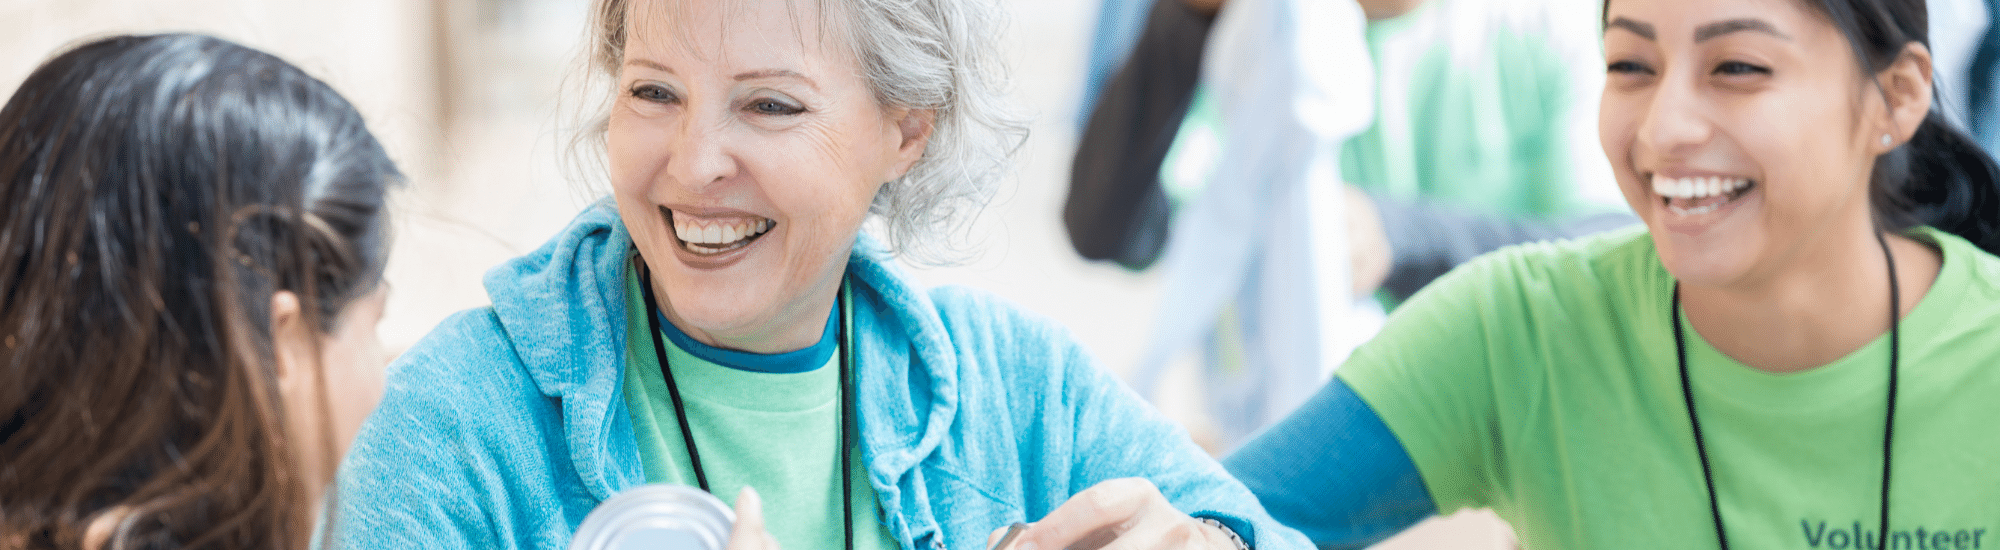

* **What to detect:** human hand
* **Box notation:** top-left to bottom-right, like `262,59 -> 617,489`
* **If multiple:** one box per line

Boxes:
726,487 -> 782,550
1344,185 -> 1392,299
999,478 -> 1240,550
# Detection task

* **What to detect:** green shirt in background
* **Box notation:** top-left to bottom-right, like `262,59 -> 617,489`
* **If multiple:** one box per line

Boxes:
1343,226 -> 2000,549
619,268 -> 896,550
1339,3 -> 1583,218
1162,0 -> 1610,220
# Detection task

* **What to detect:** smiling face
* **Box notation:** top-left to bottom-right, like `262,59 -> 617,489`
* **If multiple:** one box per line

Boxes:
607,0 -> 928,352
1599,0 -> 1901,289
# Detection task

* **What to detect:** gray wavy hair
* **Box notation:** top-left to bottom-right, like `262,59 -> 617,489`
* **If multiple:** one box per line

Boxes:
567,0 -> 1029,264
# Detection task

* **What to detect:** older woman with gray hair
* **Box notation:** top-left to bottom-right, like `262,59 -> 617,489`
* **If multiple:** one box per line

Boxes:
329,0 -> 1304,549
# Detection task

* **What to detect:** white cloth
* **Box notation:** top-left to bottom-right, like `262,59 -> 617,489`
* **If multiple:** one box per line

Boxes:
1130,0 -> 1375,451
1931,0 -> 1991,128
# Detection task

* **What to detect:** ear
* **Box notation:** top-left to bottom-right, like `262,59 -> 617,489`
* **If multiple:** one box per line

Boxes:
1875,42 -> 1934,151
270,291 -> 310,388
884,108 -> 935,182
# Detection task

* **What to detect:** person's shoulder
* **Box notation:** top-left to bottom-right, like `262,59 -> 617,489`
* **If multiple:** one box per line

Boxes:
382,307 -> 547,415
392,307 -> 518,375
925,285 -> 1073,346
354,305 -> 568,477
1470,223 -> 1652,271
1929,227 -> 2000,286
921,285 -> 1100,390
926,284 -> 1022,319
1917,227 -> 2000,324
1425,224 -> 1660,305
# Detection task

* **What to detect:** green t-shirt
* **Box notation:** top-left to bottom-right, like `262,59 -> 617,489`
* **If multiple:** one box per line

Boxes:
1337,3 -> 1585,219
1342,226 -> 2000,549
619,269 -> 896,550
1159,0 -> 1601,220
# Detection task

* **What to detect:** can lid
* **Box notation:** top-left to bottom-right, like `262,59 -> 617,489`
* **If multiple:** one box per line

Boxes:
568,484 -> 736,550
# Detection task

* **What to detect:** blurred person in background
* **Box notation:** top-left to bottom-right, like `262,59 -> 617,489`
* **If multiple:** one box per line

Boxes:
1224,0 -> 2000,546
1067,0 -> 1633,451
329,0 -> 1312,548
0,33 -> 398,549
1935,0 -> 2000,160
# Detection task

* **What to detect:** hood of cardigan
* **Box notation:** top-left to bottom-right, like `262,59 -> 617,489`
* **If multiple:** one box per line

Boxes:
480,200 -> 962,500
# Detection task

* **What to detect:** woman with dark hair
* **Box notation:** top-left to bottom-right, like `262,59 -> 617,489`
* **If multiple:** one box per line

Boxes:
0,34 -> 399,549
1220,0 -> 2000,547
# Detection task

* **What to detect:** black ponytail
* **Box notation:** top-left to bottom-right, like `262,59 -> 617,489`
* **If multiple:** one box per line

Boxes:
1879,110 -> 2000,254
1800,0 -> 2000,254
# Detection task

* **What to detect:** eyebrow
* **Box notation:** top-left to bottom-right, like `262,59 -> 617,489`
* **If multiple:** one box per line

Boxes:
1605,16 -> 1791,43
734,69 -> 819,91
1606,17 -> 1654,40
625,58 -> 674,74
1694,18 -> 1790,42
621,59 -> 818,88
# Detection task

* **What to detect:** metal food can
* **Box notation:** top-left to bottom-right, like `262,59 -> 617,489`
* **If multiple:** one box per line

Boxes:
567,484 -> 736,550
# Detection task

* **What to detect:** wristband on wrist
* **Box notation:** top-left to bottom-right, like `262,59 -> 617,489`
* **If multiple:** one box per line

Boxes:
1195,517 -> 1250,550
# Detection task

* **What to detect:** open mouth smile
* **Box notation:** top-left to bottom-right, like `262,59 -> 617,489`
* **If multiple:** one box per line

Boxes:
1653,175 -> 1756,217
665,207 -> 775,255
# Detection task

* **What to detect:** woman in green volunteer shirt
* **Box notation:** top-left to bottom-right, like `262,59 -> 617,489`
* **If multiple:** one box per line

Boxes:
1222,0 -> 2000,548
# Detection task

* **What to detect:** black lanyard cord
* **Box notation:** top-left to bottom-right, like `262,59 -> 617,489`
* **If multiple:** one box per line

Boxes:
639,267 -> 710,490
637,260 -> 857,550
838,285 -> 856,550
1672,231 -> 1899,550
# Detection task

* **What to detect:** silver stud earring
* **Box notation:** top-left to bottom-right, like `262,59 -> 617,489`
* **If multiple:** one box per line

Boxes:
1882,134 -> 1894,147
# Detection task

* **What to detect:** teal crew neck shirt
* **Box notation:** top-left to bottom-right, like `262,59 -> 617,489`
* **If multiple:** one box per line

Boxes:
619,266 -> 895,550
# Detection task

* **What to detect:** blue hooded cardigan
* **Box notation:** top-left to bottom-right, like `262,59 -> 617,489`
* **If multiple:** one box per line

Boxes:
329,202 -> 1309,550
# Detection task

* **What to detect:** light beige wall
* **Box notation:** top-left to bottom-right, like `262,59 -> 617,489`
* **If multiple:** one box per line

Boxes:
1,0 -> 447,184
0,0 -> 595,353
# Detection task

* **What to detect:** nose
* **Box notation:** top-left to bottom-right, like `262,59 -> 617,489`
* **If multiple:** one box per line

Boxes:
664,110 -> 737,193
1636,72 -> 1713,161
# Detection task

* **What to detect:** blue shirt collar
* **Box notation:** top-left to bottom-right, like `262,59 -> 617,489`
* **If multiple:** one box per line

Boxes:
653,297 -> 840,374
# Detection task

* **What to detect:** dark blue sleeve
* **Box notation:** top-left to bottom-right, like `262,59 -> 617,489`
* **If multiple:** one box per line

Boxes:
1222,378 -> 1434,549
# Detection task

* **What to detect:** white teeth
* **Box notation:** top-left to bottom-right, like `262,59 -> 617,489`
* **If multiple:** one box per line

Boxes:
668,210 -> 775,248
1669,202 -> 1722,216
1650,175 -> 1752,199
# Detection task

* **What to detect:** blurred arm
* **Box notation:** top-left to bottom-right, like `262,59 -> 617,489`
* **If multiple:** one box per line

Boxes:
1063,0 -> 1213,268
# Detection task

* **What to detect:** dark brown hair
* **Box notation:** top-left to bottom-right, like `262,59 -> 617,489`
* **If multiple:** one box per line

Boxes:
0,34 -> 397,549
